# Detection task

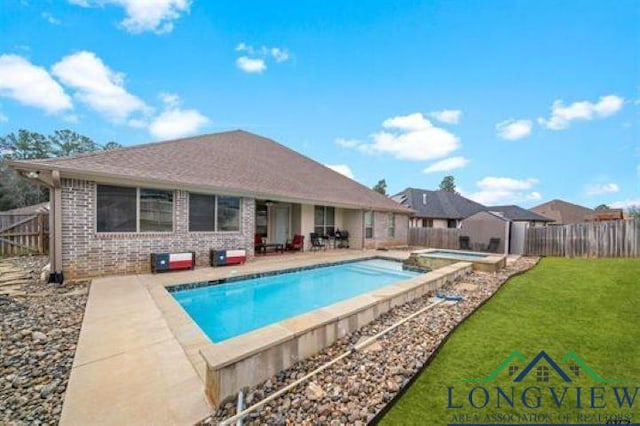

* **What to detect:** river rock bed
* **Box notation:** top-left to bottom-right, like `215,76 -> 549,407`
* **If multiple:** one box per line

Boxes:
0,256 -> 90,425
207,256 -> 539,425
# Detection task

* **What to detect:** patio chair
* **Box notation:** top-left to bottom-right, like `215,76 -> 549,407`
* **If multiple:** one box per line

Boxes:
459,236 -> 471,251
486,238 -> 500,253
286,234 -> 304,251
335,229 -> 350,248
254,234 -> 266,254
309,233 -> 326,251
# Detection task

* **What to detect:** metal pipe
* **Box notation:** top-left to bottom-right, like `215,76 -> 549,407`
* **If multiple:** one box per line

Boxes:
217,298 -> 447,426
236,390 -> 244,426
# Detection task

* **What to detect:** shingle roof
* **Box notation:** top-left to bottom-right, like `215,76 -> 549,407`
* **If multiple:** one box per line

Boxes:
9,130 -> 410,213
488,205 -> 554,222
392,188 -> 487,219
530,199 -> 594,224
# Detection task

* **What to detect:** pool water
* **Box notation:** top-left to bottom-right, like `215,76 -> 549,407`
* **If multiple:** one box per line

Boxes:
171,259 -> 419,342
425,250 -> 489,261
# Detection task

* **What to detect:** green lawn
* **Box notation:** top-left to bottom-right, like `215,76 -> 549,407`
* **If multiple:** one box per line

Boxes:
380,258 -> 640,425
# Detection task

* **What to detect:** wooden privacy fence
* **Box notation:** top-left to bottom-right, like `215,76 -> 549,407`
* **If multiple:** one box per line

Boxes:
0,213 -> 49,257
408,227 -> 460,249
525,219 -> 640,257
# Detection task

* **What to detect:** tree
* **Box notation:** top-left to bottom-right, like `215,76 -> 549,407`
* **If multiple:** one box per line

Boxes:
628,205 -> 640,218
372,179 -> 387,195
594,204 -> 610,211
0,129 -> 120,211
103,141 -> 122,150
439,175 -> 457,193
50,129 -> 101,157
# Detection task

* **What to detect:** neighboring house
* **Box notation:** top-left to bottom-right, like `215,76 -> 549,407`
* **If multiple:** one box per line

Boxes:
488,205 -> 553,227
530,199 -> 594,225
9,130 -> 411,279
585,209 -> 624,222
392,188 -> 486,228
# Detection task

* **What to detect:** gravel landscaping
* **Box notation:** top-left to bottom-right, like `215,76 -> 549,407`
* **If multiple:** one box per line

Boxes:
0,256 -> 89,425
206,256 -> 539,425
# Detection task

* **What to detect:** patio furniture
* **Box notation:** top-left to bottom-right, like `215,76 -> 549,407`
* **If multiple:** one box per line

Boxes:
335,229 -> 350,248
459,236 -> 471,250
486,238 -> 501,253
151,251 -> 195,273
309,233 -> 326,251
210,249 -> 246,266
254,234 -> 266,254
262,243 -> 284,254
286,234 -> 304,251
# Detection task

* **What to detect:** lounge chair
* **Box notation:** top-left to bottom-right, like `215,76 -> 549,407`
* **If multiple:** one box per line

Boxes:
309,233 -> 326,251
286,234 -> 304,251
254,234 -> 266,254
459,236 -> 471,250
486,238 -> 500,253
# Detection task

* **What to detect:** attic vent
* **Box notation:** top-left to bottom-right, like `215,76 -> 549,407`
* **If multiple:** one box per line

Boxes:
422,193 -> 427,205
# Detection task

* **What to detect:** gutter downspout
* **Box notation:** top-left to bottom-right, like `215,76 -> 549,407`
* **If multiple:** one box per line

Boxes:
49,170 -> 63,283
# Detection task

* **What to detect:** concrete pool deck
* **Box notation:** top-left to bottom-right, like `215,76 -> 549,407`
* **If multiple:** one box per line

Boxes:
59,250 -> 414,425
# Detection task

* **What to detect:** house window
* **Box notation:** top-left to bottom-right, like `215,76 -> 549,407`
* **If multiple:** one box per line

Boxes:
97,185 -> 137,232
97,185 -> 174,233
314,206 -> 335,235
447,219 -> 458,229
188,193 -> 241,232
255,201 -> 268,237
422,218 -> 433,228
189,194 -> 215,231
217,196 -> 240,231
364,211 -> 374,238
139,189 -> 174,232
387,213 -> 395,238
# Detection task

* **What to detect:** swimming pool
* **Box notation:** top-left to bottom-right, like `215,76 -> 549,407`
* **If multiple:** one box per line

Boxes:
171,258 -> 419,342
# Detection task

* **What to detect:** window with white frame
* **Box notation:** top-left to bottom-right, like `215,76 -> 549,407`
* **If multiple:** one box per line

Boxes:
387,213 -> 395,237
314,206 -> 335,235
364,211 -> 374,238
188,193 -> 241,232
96,185 -> 174,233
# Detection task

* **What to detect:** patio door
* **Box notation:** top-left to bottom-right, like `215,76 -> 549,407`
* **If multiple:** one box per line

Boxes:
273,205 -> 290,244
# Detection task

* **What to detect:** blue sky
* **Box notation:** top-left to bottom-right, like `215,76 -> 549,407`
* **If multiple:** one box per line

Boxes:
1,0 -> 638,208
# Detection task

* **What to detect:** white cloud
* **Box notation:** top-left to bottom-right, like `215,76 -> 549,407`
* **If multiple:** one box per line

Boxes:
538,94 -> 624,130
325,164 -> 355,179
335,138 -> 361,148
52,51 -> 149,122
338,112 -> 460,161
423,156 -> 469,173
585,182 -> 620,196
42,12 -> 61,25
496,119 -> 532,140
234,43 -> 290,73
148,93 -> 208,139
466,177 -> 541,205
0,112 -> 7,123
0,54 -> 73,114
610,199 -> 640,209
236,56 -> 266,74
429,109 -> 462,124
69,0 -> 191,34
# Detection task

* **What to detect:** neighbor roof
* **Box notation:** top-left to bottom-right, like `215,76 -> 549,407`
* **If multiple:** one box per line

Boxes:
392,188 -> 486,219
488,205 -> 554,222
9,130 -> 410,213
530,199 -> 594,224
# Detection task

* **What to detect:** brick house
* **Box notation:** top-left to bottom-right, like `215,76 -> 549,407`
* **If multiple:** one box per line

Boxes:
9,130 -> 411,279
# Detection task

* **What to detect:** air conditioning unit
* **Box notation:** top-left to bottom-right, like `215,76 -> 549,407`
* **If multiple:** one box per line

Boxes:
151,252 -> 195,273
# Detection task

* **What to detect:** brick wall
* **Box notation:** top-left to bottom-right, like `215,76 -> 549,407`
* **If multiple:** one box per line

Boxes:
364,211 -> 409,249
60,179 -> 255,278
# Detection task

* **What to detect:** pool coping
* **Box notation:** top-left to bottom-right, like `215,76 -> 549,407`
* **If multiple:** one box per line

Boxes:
410,248 -> 506,272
